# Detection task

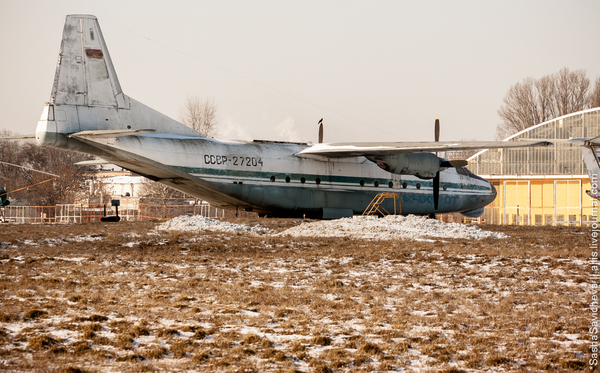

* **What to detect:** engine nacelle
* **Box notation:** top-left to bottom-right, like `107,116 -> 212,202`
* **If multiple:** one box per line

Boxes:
460,208 -> 485,218
368,153 -> 444,179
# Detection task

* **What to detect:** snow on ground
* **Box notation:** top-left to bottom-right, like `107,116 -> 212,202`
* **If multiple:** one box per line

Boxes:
156,215 -> 269,234
157,214 -> 507,240
278,215 -> 508,240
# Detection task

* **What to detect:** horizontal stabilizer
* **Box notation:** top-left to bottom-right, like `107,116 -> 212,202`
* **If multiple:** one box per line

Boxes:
0,134 -> 36,140
74,159 -> 110,166
68,129 -> 156,139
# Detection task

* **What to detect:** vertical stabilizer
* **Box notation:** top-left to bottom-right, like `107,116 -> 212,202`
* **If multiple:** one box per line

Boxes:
52,14 -> 128,109
574,137 -> 600,200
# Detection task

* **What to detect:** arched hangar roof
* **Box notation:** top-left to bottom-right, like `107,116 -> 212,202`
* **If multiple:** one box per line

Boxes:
467,107 -> 600,176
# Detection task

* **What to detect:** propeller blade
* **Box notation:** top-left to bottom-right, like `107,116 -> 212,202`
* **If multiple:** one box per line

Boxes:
433,171 -> 440,212
440,159 -> 469,168
434,117 -> 440,143
318,118 -> 324,144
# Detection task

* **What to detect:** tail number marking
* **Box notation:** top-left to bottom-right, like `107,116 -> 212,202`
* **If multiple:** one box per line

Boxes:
203,155 -> 263,167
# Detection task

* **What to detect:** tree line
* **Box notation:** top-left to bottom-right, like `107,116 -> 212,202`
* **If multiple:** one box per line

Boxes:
496,67 -> 600,139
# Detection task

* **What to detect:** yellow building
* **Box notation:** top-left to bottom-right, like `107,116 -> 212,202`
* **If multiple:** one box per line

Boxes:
467,108 -> 600,226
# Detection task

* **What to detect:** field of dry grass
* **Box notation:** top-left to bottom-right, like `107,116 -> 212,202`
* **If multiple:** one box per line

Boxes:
0,218 -> 589,372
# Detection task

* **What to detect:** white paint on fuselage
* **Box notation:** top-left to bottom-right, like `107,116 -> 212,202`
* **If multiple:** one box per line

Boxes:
98,134 -> 494,214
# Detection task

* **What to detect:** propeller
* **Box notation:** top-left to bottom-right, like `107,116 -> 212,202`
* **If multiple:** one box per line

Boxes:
318,118 -> 323,143
433,117 -> 441,213
431,118 -> 468,214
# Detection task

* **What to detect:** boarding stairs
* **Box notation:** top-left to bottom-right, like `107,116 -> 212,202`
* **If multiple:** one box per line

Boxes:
362,192 -> 402,216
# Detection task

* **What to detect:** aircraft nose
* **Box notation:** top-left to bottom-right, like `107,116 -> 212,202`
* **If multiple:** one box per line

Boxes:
490,182 -> 497,197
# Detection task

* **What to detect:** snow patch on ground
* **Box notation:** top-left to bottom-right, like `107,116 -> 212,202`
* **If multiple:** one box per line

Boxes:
278,215 -> 508,240
156,215 -> 268,234
157,214 -> 507,240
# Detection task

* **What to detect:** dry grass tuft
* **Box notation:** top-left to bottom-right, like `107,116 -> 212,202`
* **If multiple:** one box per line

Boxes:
155,328 -> 179,338
312,334 -> 332,346
24,309 -> 48,320
128,324 -> 151,337
60,367 -> 86,373
144,345 -> 168,359
241,332 -> 261,345
357,341 -> 382,356
28,334 -> 60,350
309,360 -> 333,373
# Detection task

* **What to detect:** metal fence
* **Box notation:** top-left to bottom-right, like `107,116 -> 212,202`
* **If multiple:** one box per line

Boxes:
3,206 -> 56,223
139,204 -> 256,220
1,203 -> 256,223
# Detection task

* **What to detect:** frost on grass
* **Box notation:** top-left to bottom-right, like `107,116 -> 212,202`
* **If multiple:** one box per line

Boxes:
278,215 -> 509,240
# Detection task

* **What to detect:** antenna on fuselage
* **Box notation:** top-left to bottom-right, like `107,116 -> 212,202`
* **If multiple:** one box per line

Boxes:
318,118 -> 324,143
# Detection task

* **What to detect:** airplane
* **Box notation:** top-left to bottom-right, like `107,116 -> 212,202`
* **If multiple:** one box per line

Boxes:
11,14 -> 558,219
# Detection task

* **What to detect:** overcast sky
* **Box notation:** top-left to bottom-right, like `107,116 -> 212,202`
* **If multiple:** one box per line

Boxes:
1,0 -> 599,143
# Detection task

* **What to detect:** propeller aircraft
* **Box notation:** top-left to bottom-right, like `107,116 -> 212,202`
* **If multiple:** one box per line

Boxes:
15,15 -> 556,219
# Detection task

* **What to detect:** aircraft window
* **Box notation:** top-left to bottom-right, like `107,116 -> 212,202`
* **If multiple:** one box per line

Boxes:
443,184 -> 447,191
374,181 -> 379,187
456,167 -> 468,176
416,183 -> 421,189
316,178 -> 321,185
270,176 -> 275,182
301,177 -> 306,184
388,182 -> 393,188
285,176 -> 291,183
360,180 -> 365,186
402,182 -> 407,189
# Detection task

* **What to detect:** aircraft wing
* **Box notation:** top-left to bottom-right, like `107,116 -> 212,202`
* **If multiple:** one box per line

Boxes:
296,140 -> 552,158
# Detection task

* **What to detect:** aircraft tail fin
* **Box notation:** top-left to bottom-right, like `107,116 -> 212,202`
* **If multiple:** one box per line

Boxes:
573,136 -> 600,200
52,15 -> 128,108
37,15 -> 203,147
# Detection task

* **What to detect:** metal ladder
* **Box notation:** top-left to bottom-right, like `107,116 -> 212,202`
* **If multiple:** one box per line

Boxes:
362,192 -> 402,216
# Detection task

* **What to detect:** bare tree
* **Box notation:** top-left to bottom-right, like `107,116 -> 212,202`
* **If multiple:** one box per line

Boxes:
496,67 -> 594,139
496,78 -> 540,139
0,134 -> 94,206
590,77 -> 600,109
553,67 -> 589,116
179,95 -> 219,137
138,179 -> 187,201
